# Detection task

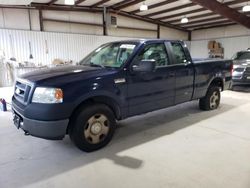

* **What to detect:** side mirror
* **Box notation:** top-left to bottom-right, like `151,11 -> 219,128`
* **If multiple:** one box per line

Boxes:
132,60 -> 156,73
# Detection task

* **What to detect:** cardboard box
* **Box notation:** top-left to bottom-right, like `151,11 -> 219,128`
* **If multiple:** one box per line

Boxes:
208,40 -> 215,49
214,42 -> 221,49
210,48 -> 224,54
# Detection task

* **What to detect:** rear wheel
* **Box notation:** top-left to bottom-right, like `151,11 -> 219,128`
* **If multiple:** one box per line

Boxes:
69,104 -> 116,152
199,86 -> 221,110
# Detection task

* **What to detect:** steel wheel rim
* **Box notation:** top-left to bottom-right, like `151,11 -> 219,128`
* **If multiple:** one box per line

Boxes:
84,114 -> 110,144
210,91 -> 219,109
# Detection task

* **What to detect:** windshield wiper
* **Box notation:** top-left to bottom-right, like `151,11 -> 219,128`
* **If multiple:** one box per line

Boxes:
87,62 -> 105,68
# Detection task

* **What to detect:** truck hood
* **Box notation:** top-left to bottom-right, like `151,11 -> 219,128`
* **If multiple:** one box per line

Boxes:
233,59 -> 250,66
20,65 -> 102,83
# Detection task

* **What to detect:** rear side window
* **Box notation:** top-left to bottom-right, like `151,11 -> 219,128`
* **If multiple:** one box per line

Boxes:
170,42 -> 187,65
133,43 -> 170,67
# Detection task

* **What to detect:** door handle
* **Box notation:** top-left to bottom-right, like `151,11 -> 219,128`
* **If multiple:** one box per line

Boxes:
169,72 -> 175,77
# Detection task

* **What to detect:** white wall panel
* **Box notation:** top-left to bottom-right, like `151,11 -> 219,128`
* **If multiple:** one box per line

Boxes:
1,8 -> 30,30
43,21 -> 103,35
160,26 -> 188,40
224,25 -> 250,37
115,15 -> 156,30
192,25 -> 250,40
30,10 -> 40,31
43,10 -> 102,24
0,8 -> 4,28
108,27 -> 156,39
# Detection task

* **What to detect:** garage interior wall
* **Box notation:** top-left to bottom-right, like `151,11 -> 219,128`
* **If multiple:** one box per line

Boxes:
190,25 -> 250,59
1,8 -> 250,62
0,8 -> 189,65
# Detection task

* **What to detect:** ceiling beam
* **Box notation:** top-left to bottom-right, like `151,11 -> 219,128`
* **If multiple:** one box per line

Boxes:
168,6 -> 245,24
90,0 -> 110,7
225,0 -> 250,5
31,3 -> 102,12
112,0 -> 145,10
177,16 -> 226,26
75,0 -> 86,5
111,0 -> 134,9
0,5 -> 34,9
156,0 -> 249,21
144,2 -> 196,17
184,20 -> 234,29
169,12 -> 217,23
130,0 -> 178,14
43,18 -> 103,27
191,0 -> 250,28
111,10 -> 187,31
157,8 -> 206,20
47,0 -> 57,6
192,23 -> 237,30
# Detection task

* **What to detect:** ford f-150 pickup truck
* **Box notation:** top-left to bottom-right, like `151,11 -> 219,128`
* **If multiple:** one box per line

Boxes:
12,39 -> 233,152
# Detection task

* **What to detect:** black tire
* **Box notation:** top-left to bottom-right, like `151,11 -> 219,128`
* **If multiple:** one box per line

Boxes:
199,86 -> 221,111
69,104 -> 116,152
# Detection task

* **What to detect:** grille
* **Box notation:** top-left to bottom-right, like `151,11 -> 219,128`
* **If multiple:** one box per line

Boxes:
233,76 -> 242,80
14,80 -> 32,104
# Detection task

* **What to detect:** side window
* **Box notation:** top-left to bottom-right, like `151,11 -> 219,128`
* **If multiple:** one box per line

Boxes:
171,42 -> 187,65
133,43 -> 169,67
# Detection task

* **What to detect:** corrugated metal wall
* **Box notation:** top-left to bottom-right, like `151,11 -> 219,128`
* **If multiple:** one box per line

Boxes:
0,28 -> 133,65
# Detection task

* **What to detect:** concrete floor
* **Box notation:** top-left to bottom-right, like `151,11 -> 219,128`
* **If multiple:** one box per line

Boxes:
0,87 -> 250,188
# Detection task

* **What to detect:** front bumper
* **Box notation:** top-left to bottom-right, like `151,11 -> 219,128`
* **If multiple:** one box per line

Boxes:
12,106 -> 69,140
232,76 -> 250,86
232,80 -> 250,86
232,70 -> 250,86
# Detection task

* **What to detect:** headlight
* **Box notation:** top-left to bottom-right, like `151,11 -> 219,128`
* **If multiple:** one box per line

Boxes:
32,87 -> 63,103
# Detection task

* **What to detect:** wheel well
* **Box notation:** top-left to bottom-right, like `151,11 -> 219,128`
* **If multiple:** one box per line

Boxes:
210,78 -> 224,91
66,96 -> 121,134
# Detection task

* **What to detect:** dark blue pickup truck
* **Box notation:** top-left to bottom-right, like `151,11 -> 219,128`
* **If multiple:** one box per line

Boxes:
12,39 -> 233,152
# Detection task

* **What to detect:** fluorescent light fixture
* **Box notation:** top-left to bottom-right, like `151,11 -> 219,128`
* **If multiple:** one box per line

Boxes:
140,2 -> 148,11
65,0 -> 74,5
242,5 -> 250,12
181,17 -> 189,23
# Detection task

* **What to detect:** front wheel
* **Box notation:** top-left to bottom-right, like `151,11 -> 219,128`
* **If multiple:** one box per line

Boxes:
199,86 -> 221,110
69,104 -> 116,152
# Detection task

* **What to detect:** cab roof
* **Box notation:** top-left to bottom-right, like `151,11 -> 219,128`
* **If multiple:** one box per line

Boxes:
110,39 -> 183,44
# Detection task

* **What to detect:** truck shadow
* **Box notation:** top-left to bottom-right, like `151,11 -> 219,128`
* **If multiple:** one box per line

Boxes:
5,98 -> 246,188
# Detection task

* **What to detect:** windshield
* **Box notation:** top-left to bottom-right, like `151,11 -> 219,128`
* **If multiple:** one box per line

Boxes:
232,51 -> 250,60
79,42 -> 138,68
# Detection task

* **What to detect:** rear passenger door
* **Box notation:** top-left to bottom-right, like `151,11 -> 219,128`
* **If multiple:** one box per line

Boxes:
168,42 -> 195,104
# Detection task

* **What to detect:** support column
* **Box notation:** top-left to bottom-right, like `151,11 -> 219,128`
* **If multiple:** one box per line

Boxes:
102,7 -> 107,36
157,24 -> 160,39
39,9 -> 44,31
188,31 -> 192,41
